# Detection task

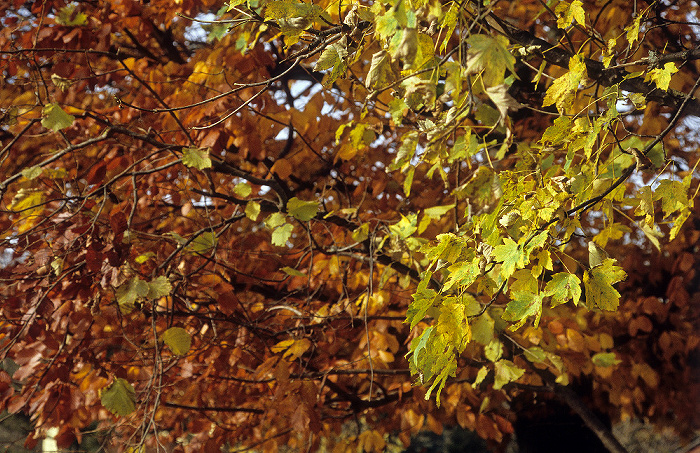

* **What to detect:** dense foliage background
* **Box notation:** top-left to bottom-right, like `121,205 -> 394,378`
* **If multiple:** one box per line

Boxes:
1,0 -> 698,451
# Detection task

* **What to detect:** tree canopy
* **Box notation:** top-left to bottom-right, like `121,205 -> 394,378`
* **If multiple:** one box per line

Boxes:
0,0 -> 698,451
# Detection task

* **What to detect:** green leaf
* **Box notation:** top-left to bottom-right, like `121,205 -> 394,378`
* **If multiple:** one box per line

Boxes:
314,36 -> 349,85
115,277 -> 149,313
493,237 -> 524,280
101,378 -> 136,416
245,201 -> 260,221
443,258 -> 481,292
182,147 -> 212,170
545,272 -> 582,307
42,103 -> 75,132
147,276 -> 172,299
493,359 -> 525,390
653,179 -> 688,217
406,287 -> 438,329
233,182 -> 252,198
523,346 -> 548,363
281,266 -> 306,277
271,223 -> 294,246
502,291 -> 544,329
163,327 -> 191,356
471,312 -> 495,345
287,197 -> 319,221
465,35 -> 515,87
583,258 -> 627,310
644,62 -> 678,91
592,352 -> 622,367
188,231 -> 217,254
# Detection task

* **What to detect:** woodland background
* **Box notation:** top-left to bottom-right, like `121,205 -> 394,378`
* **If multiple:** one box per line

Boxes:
0,0 -> 699,452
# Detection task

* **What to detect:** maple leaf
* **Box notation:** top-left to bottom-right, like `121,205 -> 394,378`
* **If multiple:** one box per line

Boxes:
644,62 -> 678,91
543,54 -> 587,112
653,179 -> 688,217
545,272 -> 582,307
493,237 -> 524,280
485,85 -> 522,125
502,291 -> 543,329
314,36 -> 349,85
583,259 -> 627,310
555,0 -> 586,28
465,34 -> 515,87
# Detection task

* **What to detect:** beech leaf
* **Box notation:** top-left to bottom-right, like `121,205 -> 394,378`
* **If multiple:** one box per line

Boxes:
42,103 -> 75,132
163,327 -> 191,356
101,378 -> 136,416
287,197 -> 319,221
182,147 -> 212,170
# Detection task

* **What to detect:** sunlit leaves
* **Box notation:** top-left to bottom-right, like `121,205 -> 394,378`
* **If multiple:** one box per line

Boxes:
545,272 -> 582,307
189,231 -> 217,254
315,36 -> 349,85
233,182 -> 252,198
245,201 -> 260,220
8,189 -> 45,233
502,291 -> 543,329
625,15 -> 642,45
271,338 -> 311,360
583,259 -> 627,310
465,35 -> 515,87
287,197 -> 319,221
542,54 -> 587,112
366,51 -> 397,91
163,327 -> 191,356
493,237 -> 524,280
555,0 -> 586,28
493,359 -> 525,390
55,3 -> 88,26
271,223 -> 294,246
182,147 -> 212,170
101,379 -> 136,416
644,63 -> 678,91
115,276 -> 170,313
42,103 -> 75,131
653,179 -> 688,217
21,166 -> 43,180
